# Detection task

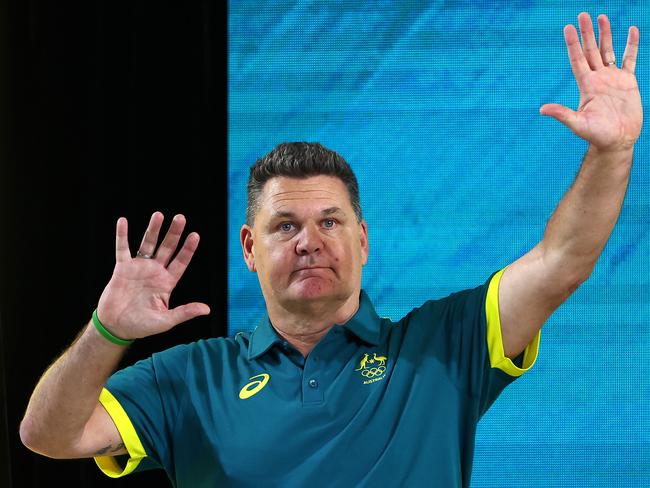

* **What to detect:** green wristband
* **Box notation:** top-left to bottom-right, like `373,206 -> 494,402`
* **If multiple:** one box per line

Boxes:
92,309 -> 134,347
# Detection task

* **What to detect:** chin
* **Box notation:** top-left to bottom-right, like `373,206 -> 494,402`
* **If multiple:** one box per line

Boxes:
289,278 -> 340,302
295,283 -> 331,300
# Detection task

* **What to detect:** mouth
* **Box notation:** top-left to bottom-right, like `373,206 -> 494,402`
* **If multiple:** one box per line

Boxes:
292,266 -> 332,276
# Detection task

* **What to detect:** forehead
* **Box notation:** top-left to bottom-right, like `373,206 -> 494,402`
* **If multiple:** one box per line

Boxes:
258,176 -> 351,215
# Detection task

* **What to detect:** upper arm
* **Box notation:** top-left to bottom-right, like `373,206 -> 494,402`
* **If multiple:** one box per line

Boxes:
71,402 -> 127,458
498,243 -> 586,358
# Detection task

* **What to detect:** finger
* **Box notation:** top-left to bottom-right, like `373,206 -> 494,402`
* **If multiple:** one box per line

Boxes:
578,12 -> 603,69
115,217 -> 131,263
167,232 -> 201,283
564,24 -> 591,80
155,214 -> 187,266
622,25 -> 640,74
137,211 -> 164,258
597,14 -> 616,66
165,302 -> 211,330
539,103 -> 581,132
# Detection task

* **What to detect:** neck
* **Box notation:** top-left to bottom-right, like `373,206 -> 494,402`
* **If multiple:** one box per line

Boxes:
267,291 -> 360,357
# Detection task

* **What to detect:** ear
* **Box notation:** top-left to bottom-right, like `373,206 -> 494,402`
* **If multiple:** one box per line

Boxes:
240,224 -> 256,272
359,220 -> 369,266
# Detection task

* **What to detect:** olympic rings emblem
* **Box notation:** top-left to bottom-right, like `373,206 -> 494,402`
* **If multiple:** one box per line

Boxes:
361,366 -> 386,377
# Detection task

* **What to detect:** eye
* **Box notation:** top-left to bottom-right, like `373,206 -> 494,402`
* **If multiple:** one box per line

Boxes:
323,219 -> 336,229
279,222 -> 294,232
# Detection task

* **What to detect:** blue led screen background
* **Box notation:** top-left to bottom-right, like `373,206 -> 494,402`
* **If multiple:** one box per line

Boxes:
228,2 -> 649,485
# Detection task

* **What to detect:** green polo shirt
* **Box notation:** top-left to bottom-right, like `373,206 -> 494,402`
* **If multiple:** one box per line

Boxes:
95,268 -> 540,487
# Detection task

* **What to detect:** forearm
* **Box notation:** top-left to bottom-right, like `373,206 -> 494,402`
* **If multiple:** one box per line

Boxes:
541,145 -> 633,279
20,320 -> 127,455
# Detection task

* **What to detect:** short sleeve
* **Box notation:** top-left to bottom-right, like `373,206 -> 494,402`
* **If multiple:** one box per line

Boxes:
94,344 -> 191,479
485,267 -> 540,377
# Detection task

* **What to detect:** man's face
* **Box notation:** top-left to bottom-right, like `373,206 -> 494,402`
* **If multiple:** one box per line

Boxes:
240,175 -> 369,312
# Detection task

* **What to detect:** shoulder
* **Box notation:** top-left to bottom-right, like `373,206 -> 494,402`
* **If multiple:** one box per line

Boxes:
404,285 -> 486,320
150,334 -> 252,369
393,277 -> 494,336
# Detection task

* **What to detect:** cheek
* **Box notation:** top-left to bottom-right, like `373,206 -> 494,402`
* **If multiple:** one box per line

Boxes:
333,240 -> 358,266
343,233 -> 360,253
266,246 -> 294,273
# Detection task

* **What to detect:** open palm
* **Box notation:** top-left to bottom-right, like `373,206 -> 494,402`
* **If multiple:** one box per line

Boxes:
96,212 -> 210,340
541,13 -> 642,152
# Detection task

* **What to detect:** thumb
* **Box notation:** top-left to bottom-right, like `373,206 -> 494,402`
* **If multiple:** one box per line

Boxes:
540,103 -> 579,130
167,302 -> 211,328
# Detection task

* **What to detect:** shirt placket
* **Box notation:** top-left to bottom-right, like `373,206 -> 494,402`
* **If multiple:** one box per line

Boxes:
300,326 -> 348,406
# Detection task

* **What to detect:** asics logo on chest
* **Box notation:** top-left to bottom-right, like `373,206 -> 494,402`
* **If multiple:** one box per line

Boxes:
239,373 -> 270,399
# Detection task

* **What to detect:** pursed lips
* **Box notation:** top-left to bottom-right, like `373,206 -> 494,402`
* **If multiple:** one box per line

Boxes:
291,266 -> 333,276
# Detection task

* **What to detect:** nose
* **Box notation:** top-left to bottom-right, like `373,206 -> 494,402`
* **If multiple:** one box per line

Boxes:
295,223 -> 323,255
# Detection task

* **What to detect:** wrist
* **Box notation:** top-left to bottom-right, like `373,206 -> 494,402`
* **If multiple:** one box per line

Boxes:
91,309 -> 134,347
587,143 -> 635,160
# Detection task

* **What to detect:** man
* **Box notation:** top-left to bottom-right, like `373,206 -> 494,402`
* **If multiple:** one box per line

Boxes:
19,12 -> 641,487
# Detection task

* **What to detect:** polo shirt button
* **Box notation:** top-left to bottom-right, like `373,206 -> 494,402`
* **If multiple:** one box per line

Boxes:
308,379 -> 318,388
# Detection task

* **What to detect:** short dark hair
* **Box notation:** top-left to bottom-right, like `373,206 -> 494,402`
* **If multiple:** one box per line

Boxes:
246,142 -> 362,226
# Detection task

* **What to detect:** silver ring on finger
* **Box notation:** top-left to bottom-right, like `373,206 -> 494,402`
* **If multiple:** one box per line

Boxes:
136,250 -> 154,259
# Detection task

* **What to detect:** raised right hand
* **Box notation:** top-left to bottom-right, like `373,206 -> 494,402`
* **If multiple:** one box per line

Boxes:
95,211 -> 210,340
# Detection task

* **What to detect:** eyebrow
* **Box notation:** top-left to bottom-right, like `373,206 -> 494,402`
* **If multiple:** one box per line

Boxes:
270,207 -> 345,219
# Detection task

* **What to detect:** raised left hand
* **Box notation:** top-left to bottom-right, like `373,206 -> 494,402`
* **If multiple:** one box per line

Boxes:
540,12 -> 642,153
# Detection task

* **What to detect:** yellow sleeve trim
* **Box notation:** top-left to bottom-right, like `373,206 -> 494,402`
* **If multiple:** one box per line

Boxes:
485,267 -> 541,377
93,388 -> 148,478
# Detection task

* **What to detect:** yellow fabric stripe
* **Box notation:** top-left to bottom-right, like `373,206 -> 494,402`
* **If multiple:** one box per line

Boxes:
485,267 -> 541,377
94,388 -> 148,478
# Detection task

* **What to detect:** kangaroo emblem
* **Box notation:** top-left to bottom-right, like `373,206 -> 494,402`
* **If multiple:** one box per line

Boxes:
355,353 -> 370,371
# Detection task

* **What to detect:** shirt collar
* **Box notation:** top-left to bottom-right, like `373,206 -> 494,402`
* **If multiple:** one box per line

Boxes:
342,290 -> 383,346
247,290 -> 383,360
247,314 -> 284,360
